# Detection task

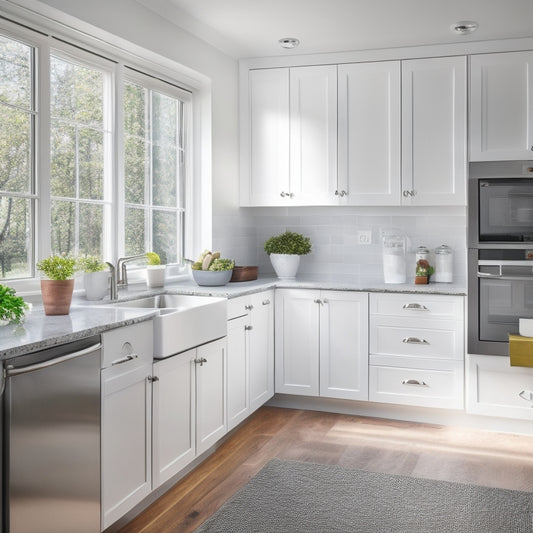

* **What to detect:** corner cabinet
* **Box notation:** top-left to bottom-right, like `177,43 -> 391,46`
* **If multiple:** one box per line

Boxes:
275,289 -> 368,400
241,66 -> 337,206
401,56 -> 467,206
470,51 -> 533,161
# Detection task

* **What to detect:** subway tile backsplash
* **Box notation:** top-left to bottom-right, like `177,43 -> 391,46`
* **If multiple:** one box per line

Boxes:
213,205 -> 467,284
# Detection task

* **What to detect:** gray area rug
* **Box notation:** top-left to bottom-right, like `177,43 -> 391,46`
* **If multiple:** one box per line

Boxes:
195,458 -> 533,533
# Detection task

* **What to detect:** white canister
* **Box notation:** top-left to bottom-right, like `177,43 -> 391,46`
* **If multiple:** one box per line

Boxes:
434,245 -> 453,283
382,233 -> 406,284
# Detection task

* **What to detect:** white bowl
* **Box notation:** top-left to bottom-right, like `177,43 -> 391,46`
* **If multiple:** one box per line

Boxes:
519,318 -> 533,337
192,269 -> 233,286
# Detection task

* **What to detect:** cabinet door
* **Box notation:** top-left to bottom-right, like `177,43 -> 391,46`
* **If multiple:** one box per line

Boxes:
402,56 -> 467,205
196,338 -> 227,455
290,65 -> 338,204
101,360 -> 152,530
152,350 -> 195,489
470,51 -> 533,161
275,289 -> 320,396
338,61 -> 401,205
242,68 -> 290,206
319,291 -> 369,400
227,315 -> 249,430
249,290 -> 274,412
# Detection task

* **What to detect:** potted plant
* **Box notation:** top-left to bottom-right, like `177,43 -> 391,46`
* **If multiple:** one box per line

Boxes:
78,255 -> 110,300
145,252 -> 166,288
263,230 -> 312,279
191,251 -> 235,286
0,284 -> 29,325
415,259 -> 435,285
37,254 -> 77,315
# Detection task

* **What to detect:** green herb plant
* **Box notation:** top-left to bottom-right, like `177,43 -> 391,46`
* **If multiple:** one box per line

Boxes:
415,259 -> 435,277
77,255 -> 107,273
36,255 -> 77,280
264,231 -> 312,256
0,284 -> 29,324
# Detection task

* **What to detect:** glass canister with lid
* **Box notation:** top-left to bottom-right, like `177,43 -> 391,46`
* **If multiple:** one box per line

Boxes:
434,245 -> 453,282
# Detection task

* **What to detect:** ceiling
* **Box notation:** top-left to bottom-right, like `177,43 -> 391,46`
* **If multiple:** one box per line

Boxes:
137,0 -> 533,59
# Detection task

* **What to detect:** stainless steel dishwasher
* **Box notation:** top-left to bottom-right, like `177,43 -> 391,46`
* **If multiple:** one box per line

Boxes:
3,335 -> 101,533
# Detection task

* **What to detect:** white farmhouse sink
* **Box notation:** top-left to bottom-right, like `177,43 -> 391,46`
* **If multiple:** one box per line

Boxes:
111,294 -> 227,358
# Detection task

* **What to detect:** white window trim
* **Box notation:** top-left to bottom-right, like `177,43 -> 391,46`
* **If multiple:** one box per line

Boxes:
0,5 -> 212,295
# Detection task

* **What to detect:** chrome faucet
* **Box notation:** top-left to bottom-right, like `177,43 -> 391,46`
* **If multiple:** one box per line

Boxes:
105,262 -> 118,300
116,254 -> 147,288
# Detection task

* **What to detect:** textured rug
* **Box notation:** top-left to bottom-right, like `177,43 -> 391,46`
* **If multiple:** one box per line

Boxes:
194,458 -> 533,533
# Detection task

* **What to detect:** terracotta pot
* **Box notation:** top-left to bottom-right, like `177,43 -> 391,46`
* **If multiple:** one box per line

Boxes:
415,276 -> 428,285
41,279 -> 75,315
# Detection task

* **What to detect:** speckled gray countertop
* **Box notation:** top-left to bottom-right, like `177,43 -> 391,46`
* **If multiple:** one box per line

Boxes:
0,275 -> 466,360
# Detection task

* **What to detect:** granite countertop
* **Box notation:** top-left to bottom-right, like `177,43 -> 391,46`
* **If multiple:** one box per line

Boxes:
0,275 -> 466,360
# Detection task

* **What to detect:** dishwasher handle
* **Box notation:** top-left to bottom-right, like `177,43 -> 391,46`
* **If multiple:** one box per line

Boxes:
5,342 -> 102,377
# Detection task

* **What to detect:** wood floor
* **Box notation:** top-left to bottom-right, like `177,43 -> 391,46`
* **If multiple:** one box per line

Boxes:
119,406 -> 533,533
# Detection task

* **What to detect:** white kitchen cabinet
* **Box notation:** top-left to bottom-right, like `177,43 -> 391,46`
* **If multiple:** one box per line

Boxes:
152,350 -> 195,489
470,51 -> 533,161
466,354 -> 533,420
275,289 -> 368,400
401,56 -> 467,206
337,61 -> 401,205
152,337 -> 226,489
101,321 -> 153,530
241,65 -> 337,206
227,290 -> 274,430
369,293 -> 464,409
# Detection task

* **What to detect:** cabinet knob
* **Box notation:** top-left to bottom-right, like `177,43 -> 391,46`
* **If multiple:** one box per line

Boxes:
245,325 -> 253,331
244,304 -> 254,311
402,337 -> 429,345
314,299 -> 322,304
194,357 -> 208,366
262,299 -> 270,306
148,375 -> 159,383
280,191 -> 287,197
402,379 -> 428,387
322,298 -> 329,304
334,189 -> 339,196
280,191 -> 293,198
402,303 -> 429,311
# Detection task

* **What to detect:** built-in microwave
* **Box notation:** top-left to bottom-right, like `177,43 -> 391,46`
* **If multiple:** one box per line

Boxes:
468,161 -> 533,356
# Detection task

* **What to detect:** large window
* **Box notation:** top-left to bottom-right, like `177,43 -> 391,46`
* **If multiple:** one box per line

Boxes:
0,34 -> 35,279
0,23 -> 192,284
123,73 -> 188,265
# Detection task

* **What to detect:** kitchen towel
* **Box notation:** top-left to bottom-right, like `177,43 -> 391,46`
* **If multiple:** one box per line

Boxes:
509,334 -> 533,367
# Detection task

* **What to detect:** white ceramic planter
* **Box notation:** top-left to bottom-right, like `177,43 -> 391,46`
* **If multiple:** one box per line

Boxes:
146,265 -> 166,288
270,253 -> 301,279
84,270 -> 110,301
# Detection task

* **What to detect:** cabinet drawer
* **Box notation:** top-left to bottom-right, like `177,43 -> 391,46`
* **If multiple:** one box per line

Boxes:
227,295 -> 249,320
369,364 -> 463,409
370,293 -> 464,320
370,318 -> 463,360
101,320 -> 153,369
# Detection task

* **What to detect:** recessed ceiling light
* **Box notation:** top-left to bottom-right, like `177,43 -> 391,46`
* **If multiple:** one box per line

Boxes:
279,37 -> 300,49
451,21 -> 479,35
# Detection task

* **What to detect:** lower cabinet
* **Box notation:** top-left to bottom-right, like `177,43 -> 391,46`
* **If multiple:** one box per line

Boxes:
467,354 -> 533,420
101,321 -> 154,531
275,289 -> 368,401
152,337 -> 227,489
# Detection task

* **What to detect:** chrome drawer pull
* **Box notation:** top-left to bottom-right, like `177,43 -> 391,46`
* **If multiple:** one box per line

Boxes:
402,379 -> 428,387
194,357 -> 208,366
402,303 -> 429,311
111,354 -> 139,366
262,299 -> 270,306
245,325 -> 253,331
519,390 -> 533,404
402,337 -> 429,345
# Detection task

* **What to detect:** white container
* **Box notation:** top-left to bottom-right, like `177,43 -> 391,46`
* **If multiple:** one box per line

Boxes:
146,265 -> 166,288
415,246 -> 429,262
382,233 -> 406,284
83,270 -> 110,300
269,253 -> 301,280
434,245 -> 453,283
519,318 -> 533,337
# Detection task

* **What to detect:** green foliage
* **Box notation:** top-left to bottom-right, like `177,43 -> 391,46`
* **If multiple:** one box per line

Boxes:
415,259 -> 435,277
146,252 -> 161,266
264,231 -> 312,256
209,258 -> 234,272
0,284 -> 28,324
77,255 -> 107,273
37,255 -> 77,280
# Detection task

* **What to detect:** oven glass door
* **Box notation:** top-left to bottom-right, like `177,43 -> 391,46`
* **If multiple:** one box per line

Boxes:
479,179 -> 533,242
478,262 -> 533,342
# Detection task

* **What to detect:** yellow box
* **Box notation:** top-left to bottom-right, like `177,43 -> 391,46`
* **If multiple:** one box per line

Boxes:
509,334 -> 533,367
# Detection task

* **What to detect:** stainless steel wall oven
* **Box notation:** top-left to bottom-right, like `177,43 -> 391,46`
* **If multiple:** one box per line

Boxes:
468,161 -> 533,356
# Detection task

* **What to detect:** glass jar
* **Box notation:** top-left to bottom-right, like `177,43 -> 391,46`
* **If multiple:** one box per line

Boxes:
434,245 -> 453,283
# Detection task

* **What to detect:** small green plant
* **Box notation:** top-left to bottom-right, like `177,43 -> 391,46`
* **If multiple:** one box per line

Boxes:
416,259 -> 435,277
37,254 -> 77,280
77,255 -> 107,273
146,252 -> 161,266
264,231 -> 312,256
0,284 -> 28,324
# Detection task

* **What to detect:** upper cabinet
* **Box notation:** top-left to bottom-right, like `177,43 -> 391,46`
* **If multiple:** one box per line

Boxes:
470,51 -> 533,161
401,56 -> 467,205
240,65 -> 337,206
337,61 -> 401,205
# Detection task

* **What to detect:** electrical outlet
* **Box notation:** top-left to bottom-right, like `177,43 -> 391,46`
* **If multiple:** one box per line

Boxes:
357,230 -> 372,245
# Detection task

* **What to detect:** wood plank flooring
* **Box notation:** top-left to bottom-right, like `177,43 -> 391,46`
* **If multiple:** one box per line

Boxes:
118,406 -> 533,533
